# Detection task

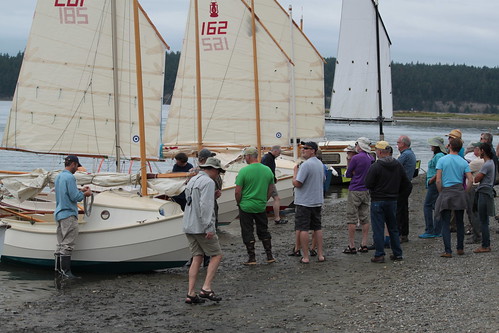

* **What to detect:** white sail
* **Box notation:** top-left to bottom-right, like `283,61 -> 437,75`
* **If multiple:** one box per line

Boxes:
165,0 -> 298,148
252,0 -> 325,141
1,1 -> 167,159
330,0 -> 393,121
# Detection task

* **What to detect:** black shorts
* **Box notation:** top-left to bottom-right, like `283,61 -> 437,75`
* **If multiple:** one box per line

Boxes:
294,205 -> 322,231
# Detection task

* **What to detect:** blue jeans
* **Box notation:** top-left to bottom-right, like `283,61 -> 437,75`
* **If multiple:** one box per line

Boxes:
477,192 -> 491,248
441,209 -> 464,254
423,183 -> 441,235
370,201 -> 402,258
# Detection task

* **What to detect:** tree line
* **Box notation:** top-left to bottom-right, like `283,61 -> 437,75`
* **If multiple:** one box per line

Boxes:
1,52 -> 499,113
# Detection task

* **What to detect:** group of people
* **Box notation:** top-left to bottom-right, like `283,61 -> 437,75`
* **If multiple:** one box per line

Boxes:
422,130 -> 496,258
52,131 -> 495,304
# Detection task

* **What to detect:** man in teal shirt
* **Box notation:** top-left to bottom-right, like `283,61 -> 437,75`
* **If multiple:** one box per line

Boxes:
235,147 -> 275,265
54,155 -> 92,278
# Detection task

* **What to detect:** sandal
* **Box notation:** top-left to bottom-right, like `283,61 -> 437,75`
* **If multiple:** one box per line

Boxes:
200,289 -> 222,302
358,245 -> 369,253
185,294 -> 205,304
309,249 -> 318,256
288,248 -> 301,257
274,219 -> 288,224
299,257 -> 309,264
342,246 -> 357,254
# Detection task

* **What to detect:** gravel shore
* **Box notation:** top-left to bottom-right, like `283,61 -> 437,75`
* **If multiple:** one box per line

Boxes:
2,175 -> 498,332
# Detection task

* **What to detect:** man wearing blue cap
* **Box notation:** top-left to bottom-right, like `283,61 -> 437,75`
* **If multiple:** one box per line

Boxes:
54,155 -> 92,278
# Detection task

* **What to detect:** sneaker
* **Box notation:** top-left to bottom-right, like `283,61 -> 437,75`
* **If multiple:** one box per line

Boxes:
371,256 -> 385,263
418,233 -> 435,239
473,247 -> 491,253
389,255 -> 404,261
274,219 -> 288,225
440,252 -> 452,258
367,244 -> 376,250
432,234 -> 442,238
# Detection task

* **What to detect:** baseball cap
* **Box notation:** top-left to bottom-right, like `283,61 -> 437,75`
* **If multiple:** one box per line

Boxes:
374,141 -> 391,150
198,148 -> 216,159
243,147 -> 258,156
65,155 -> 82,167
301,141 -> 318,152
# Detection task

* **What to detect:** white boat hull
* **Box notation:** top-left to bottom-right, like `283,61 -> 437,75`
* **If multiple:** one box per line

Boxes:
1,190 -> 191,272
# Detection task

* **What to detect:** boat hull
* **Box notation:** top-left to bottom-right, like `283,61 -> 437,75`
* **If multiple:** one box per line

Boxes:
1,190 -> 191,273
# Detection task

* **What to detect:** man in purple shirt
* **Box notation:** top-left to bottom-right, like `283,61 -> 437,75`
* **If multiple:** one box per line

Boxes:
343,137 -> 374,254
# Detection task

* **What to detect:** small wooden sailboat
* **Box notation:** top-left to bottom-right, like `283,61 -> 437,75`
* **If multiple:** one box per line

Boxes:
163,0 -> 326,206
0,0 -> 195,272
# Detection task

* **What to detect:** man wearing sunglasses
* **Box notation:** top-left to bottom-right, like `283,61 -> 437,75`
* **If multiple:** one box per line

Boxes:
292,141 -> 326,263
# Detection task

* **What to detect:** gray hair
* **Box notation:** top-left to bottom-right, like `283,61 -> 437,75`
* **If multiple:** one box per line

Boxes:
271,145 -> 281,153
400,135 -> 411,147
481,132 -> 493,144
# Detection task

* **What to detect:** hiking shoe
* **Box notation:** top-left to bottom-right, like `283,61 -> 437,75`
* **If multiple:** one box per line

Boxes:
456,249 -> 465,255
370,256 -> 385,263
473,247 -> 491,253
418,233 -> 435,239
440,252 -> 452,258
389,255 -> 404,261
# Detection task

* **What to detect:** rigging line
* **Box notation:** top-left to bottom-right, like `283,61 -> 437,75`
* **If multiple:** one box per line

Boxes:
203,3 -> 248,140
48,0 -> 109,155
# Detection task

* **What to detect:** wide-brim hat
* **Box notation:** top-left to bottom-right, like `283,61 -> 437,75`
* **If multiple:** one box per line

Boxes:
199,157 -> 225,173
343,144 -> 357,153
356,137 -> 371,153
243,147 -> 258,156
446,129 -> 462,139
427,136 -> 447,153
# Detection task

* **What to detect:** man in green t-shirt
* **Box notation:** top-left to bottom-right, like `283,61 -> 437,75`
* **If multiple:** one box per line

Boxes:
235,147 -> 275,265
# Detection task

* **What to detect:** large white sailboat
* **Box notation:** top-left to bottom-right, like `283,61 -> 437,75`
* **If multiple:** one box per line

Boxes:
0,0 -> 194,273
163,0 -> 325,205
321,0 -> 393,181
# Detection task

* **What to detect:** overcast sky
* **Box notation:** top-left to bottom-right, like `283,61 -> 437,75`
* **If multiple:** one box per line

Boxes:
1,0 -> 498,67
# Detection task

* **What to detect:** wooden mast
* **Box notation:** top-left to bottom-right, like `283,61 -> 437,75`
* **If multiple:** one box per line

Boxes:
289,5 -> 297,161
250,0 -> 262,159
194,0 -> 203,151
132,0 -> 148,196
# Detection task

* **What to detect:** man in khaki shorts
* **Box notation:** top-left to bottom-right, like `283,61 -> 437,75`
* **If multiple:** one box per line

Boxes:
343,137 -> 374,254
183,157 -> 225,304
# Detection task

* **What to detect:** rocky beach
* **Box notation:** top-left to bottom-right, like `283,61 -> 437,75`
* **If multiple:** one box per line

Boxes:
1,175 -> 498,332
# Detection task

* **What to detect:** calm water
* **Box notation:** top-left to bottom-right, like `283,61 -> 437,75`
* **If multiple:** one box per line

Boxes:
0,99 -> 497,306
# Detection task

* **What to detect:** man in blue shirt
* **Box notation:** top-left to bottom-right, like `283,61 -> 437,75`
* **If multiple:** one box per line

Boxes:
54,155 -> 92,278
396,135 -> 416,243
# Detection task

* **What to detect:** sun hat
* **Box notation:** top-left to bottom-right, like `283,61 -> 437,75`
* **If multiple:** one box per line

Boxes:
199,157 -> 226,173
374,141 -> 391,150
65,155 -> 82,167
446,129 -> 462,139
356,137 -> 371,153
198,148 -> 216,159
471,142 -> 481,148
343,144 -> 357,153
243,147 -> 258,156
427,136 -> 447,153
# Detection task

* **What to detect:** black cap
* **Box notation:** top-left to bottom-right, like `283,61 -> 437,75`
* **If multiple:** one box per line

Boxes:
301,141 -> 318,152
65,155 -> 82,167
198,148 -> 216,159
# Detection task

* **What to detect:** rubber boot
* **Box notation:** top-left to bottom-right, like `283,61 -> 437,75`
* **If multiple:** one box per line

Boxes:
59,255 -> 81,279
243,241 -> 256,265
262,239 -> 275,263
54,254 -> 61,273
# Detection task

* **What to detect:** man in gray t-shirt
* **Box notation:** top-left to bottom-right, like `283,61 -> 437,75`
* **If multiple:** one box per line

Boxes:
292,141 -> 325,263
